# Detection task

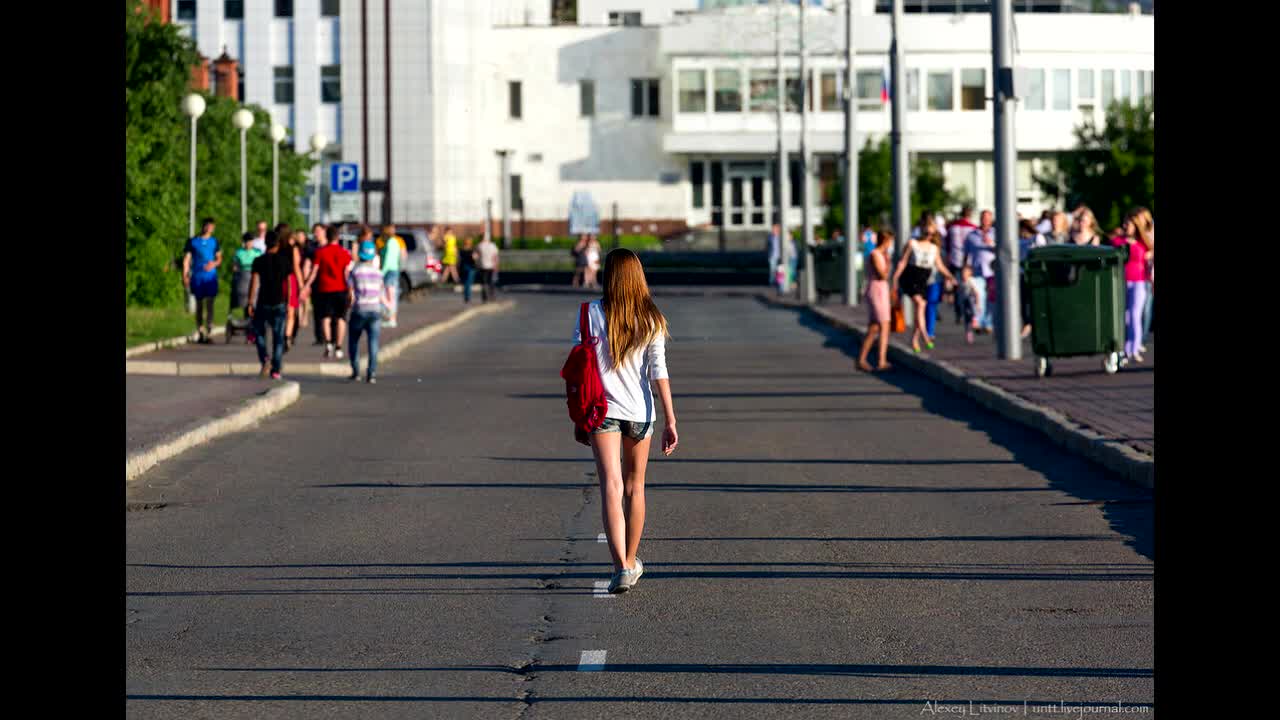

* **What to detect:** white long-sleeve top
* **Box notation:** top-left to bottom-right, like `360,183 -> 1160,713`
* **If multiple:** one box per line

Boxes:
572,299 -> 669,423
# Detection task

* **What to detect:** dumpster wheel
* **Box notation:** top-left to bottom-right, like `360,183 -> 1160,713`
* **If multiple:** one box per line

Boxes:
1036,357 -> 1053,378
1103,352 -> 1120,374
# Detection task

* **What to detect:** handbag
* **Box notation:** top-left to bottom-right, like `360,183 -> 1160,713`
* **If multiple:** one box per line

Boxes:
560,302 -> 609,446
891,297 -> 906,333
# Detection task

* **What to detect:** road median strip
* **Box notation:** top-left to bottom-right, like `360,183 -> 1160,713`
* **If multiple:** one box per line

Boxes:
126,381 -> 301,483
762,295 -> 1154,490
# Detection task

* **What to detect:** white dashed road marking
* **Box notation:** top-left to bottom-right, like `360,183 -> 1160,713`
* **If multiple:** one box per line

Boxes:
593,581 -> 613,598
597,533 -> 606,543
578,650 -> 607,671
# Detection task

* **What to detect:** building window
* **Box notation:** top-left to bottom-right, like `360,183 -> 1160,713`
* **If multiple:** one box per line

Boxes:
714,69 -> 741,112
820,71 -> 839,112
274,66 -> 294,104
906,68 -> 920,111
927,70 -> 953,111
274,0 -> 293,18
960,68 -> 985,110
321,0 -> 339,16
1023,68 -> 1045,110
1119,70 -> 1131,104
789,158 -> 801,208
631,78 -> 659,117
948,160 -> 977,203
749,69 -> 777,112
580,79 -> 594,117
1138,70 -> 1152,101
678,70 -> 707,113
321,65 -> 340,103
224,0 -> 243,19
608,11 -> 641,26
510,174 -> 523,212
1016,158 -> 1035,202
509,81 -> 522,119
237,67 -> 244,101
1077,69 -> 1094,101
856,69 -> 882,111
1052,69 -> 1070,110
691,161 -> 705,209
785,73 -> 802,112
1100,69 -> 1114,108
177,0 -> 196,20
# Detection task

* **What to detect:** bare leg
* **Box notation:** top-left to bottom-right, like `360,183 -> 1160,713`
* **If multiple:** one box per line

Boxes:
285,307 -> 296,341
335,317 -> 347,348
590,431 -> 627,571
858,323 -> 879,371
620,433 -> 652,569
877,321 -> 891,369
912,296 -> 928,351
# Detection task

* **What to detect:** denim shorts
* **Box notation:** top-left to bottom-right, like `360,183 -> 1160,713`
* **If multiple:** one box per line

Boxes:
591,417 -> 654,440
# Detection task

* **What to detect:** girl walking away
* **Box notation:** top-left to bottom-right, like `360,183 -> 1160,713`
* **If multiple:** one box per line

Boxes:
460,236 -> 478,303
440,226 -> 460,286
584,234 -> 603,289
377,224 -> 407,327
1112,211 -> 1154,364
892,222 -> 956,353
574,248 -> 679,594
857,230 -> 894,372
347,233 -> 391,384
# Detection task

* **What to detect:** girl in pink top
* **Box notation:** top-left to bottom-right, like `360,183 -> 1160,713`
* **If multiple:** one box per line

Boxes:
1112,211 -> 1154,363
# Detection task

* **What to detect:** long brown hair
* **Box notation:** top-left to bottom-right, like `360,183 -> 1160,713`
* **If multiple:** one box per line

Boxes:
601,248 -> 669,371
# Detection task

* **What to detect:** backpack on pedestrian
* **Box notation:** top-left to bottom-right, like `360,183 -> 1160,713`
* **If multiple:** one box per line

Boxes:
561,302 -> 609,445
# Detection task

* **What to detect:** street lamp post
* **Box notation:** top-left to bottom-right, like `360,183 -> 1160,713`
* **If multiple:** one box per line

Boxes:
309,133 -> 328,228
181,94 -> 206,239
270,123 -> 287,226
231,108 -> 255,234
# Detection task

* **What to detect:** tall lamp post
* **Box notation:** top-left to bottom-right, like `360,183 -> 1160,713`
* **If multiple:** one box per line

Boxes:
270,123 -> 287,226
181,94 -> 206,239
309,133 -> 328,228
231,108 -> 255,234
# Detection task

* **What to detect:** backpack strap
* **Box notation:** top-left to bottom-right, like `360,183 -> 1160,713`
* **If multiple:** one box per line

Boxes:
579,302 -> 594,344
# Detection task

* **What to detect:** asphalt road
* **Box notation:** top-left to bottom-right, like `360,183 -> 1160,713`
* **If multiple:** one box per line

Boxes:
126,294 -> 1154,718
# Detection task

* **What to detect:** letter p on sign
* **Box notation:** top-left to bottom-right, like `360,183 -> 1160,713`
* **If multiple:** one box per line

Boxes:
331,163 -> 360,193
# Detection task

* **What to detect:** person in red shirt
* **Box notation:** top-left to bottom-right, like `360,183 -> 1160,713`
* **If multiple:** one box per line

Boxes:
310,224 -> 354,359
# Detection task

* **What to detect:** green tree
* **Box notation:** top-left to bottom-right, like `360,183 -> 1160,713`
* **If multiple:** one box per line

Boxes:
1035,98 -> 1154,232
126,0 -> 313,307
822,137 -> 963,239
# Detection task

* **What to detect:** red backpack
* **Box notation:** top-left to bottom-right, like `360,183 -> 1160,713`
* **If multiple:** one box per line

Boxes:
561,302 -> 609,445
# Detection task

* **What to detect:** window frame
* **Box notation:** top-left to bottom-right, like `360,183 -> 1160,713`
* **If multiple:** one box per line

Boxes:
855,68 -> 882,111
1022,68 -> 1045,111
320,65 -> 341,104
959,68 -> 985,111
631,78 -> 660,118
677,69 -> 707,113
274,0 -> 293,18
819,70 -> 840,112
510,174 -> 523,212
177,0 -> 197,20
926,69 -> 954,111
748,68 -> 778,113
690,160 -> 705,209
906,68 -> 920,111
273,66 -> 295,104
1052,68 -> 1071,111
579,79 -> 595,117
509,80 -> 522,119
713,68 -> 742,113
320,0 -> 340,17
224,0 -> 243,20
608,11 -> 641,26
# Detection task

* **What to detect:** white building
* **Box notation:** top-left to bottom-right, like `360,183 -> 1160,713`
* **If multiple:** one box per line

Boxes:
173,0 -> 1154,234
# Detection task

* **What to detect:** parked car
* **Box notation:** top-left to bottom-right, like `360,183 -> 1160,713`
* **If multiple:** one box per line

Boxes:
332,224 -> 441,299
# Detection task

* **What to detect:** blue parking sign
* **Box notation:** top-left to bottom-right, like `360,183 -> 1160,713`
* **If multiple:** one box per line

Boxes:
330,163 -> 359,193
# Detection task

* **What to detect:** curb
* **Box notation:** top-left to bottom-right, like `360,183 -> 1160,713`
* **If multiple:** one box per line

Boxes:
125,381 -> 301,483
124,326 -> 226,359
124,300 -> 516,377
763,296 -> 1155,490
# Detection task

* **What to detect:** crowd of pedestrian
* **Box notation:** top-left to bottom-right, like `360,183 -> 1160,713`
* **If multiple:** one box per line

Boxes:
181,218 -> 502,382
755,203 -> 1154,372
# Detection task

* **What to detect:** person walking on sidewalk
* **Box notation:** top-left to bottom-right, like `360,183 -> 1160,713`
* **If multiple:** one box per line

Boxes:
1112,211 -> 1153,364
767,224 -> 781,291
182,217 -> 222,344
251,220 -> 268,253
347,235 -> 391,384
574,248 -> 679,594
584,234 -> 602,289
476,234 -> 500,302
276,225 -> 304,351
230,231 -> 261,325
964,210 -> 997,334
893,221 -> 956,354
857,229 -> 894,372
1070,207 -> 1102,246
1135,207 -> 1155,354
572,235 -> 589,288
945,205 -> 977,324
377,224 -> 407,327
1018,218 -> 1046,339
958,264 -> 982,344
440,226 -> 460,286
247,230 -> 294,379
460,236 -> 478,303
312,223 -> 354,360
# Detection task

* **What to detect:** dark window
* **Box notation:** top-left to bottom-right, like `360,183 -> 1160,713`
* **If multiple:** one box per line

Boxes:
321,0 -> 340,16
710,161 -> 724,226
177,0 -> 196,20
509,81 -> 522,119
580,79 -> 594,117
631,78 -> 659,118
608,11 -> 642,26
274,0 -> 293,18
237,67 -> 244,102
224,0 -> 243,19
789,158 -> 802,208
321,65 -> 340,103
691,161 -> 704,209
510,175 -> 523,211
274,66 -> 294,104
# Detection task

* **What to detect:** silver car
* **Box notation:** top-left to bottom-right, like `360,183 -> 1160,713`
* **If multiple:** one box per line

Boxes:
336,225 -> 441,299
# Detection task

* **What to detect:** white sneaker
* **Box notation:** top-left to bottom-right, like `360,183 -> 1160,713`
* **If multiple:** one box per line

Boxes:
324,343 -> 334,358
616,558 -> 644,591
335,348 -> 345,360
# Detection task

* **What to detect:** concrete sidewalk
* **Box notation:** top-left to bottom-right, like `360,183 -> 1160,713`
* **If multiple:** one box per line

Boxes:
125,294 -> 511,376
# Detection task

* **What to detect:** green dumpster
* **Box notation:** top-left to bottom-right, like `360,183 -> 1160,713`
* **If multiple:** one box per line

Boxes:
1021,244 -> 1126,377
813,244 -> 845,299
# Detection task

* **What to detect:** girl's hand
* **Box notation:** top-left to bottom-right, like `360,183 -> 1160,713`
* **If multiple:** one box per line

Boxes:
662,423 -> 679,456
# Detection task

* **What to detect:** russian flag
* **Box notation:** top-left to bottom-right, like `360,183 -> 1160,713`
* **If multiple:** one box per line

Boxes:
881,66 -> 890,104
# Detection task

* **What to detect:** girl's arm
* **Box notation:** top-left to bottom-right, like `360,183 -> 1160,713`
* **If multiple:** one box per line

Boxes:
890,241 -> 911,285
871,250 -> 888,281
654,379 -> 678,456
935,254 -> 955,284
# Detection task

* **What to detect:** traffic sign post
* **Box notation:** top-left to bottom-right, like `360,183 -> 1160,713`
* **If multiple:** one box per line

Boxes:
331,163 -> 360,193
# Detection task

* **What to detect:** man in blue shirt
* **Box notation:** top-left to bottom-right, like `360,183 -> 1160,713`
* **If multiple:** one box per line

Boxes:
183,217 -> 222,344
963,210 -> 997,334
767,224 -> 781,292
